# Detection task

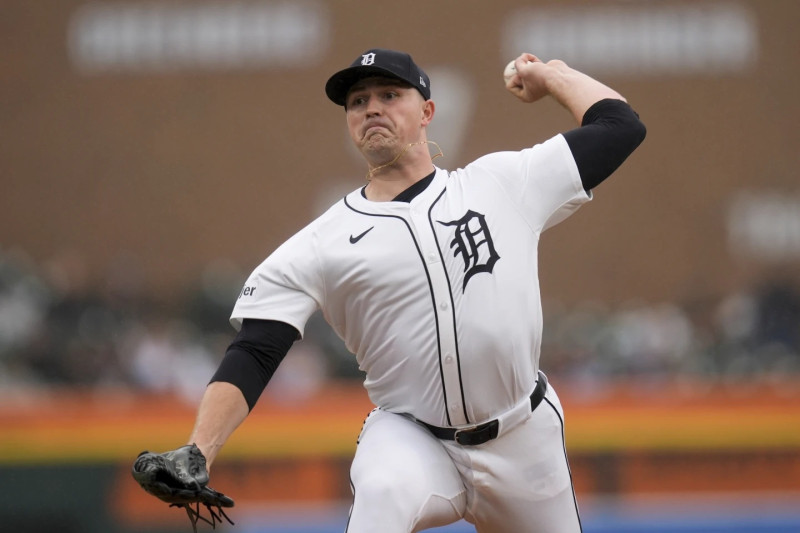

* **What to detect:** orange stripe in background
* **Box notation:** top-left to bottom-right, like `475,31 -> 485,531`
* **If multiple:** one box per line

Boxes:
1,379 -> 799,463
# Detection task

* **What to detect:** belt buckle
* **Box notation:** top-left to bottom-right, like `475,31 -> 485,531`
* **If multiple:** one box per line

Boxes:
453,419 -> 499,446
453,425 -> 478,445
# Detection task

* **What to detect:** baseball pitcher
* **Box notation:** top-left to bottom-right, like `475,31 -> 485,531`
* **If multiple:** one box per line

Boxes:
133,48 -> 646,532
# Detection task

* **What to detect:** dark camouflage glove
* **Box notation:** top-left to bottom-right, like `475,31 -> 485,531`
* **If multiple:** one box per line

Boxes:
132,444 -> 234,532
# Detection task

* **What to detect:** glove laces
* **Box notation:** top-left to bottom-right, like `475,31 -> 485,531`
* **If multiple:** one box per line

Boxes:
171,501 -> 235,533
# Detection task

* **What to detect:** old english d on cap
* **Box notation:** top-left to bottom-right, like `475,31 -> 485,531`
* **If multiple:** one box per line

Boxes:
325,48 -> 431,106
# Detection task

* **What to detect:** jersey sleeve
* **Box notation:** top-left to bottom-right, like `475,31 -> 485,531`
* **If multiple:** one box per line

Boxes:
471,134 -> 591,233
563,99 -> 647,190
230,223 -> 324,337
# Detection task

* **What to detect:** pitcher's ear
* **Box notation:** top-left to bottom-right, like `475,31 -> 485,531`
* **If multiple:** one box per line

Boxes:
421,99 -> 435,126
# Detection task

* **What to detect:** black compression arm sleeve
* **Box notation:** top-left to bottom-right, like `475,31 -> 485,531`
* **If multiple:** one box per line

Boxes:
562,98 -> 647,191
210,319 -> 299,411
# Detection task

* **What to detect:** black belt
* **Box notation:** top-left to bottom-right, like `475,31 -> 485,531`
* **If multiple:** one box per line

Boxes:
420,371 -> 549,446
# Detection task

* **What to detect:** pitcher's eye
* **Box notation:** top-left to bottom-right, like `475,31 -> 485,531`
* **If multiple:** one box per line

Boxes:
348,95 -> 366,107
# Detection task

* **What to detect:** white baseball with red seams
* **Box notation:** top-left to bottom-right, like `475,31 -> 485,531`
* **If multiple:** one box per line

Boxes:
504,58 -> 532,85
504,60 -> 518,84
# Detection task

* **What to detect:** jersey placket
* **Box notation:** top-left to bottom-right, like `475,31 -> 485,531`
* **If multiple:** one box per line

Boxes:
408,202 -> 468,426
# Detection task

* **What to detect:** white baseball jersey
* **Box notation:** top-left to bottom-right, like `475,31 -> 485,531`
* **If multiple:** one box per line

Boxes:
231,134 -> 589,427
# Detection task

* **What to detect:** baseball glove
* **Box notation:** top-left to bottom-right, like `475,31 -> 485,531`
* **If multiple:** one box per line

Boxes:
132,444 -> 235,532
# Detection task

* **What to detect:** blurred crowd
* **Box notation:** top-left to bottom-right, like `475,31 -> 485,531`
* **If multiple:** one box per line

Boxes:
0,247 -> 360,403
541,286 -> 800,384
1,246 -> 799,403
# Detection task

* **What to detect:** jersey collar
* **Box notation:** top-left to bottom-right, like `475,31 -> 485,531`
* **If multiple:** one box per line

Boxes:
346,167 -> 447,215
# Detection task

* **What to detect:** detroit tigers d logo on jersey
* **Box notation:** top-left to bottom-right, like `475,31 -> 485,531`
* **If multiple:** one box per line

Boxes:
439,210 -> 500,291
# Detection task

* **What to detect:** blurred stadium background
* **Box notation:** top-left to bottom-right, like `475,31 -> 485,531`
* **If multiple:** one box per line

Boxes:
1,0 -> 799,531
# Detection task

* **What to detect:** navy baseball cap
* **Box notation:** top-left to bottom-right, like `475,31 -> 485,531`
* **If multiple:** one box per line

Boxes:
325,48 -> 431,106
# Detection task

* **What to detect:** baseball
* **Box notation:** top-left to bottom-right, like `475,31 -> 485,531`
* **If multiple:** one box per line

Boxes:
503,60 -> 517,84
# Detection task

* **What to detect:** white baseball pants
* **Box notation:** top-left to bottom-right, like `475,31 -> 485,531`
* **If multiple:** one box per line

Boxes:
345,385 -> 582,533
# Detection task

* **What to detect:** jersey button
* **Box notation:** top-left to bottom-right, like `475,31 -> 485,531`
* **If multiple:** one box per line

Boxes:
427,252 -> 438,262
444,355 -> 453,364
439,301 -> 449,311
450,403 -> 460,412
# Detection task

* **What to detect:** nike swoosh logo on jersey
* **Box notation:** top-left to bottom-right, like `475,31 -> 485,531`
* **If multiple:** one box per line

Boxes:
349,226 -> 374,244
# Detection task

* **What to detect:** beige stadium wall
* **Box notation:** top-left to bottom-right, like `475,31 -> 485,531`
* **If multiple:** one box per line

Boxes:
1,0 -> 799,310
